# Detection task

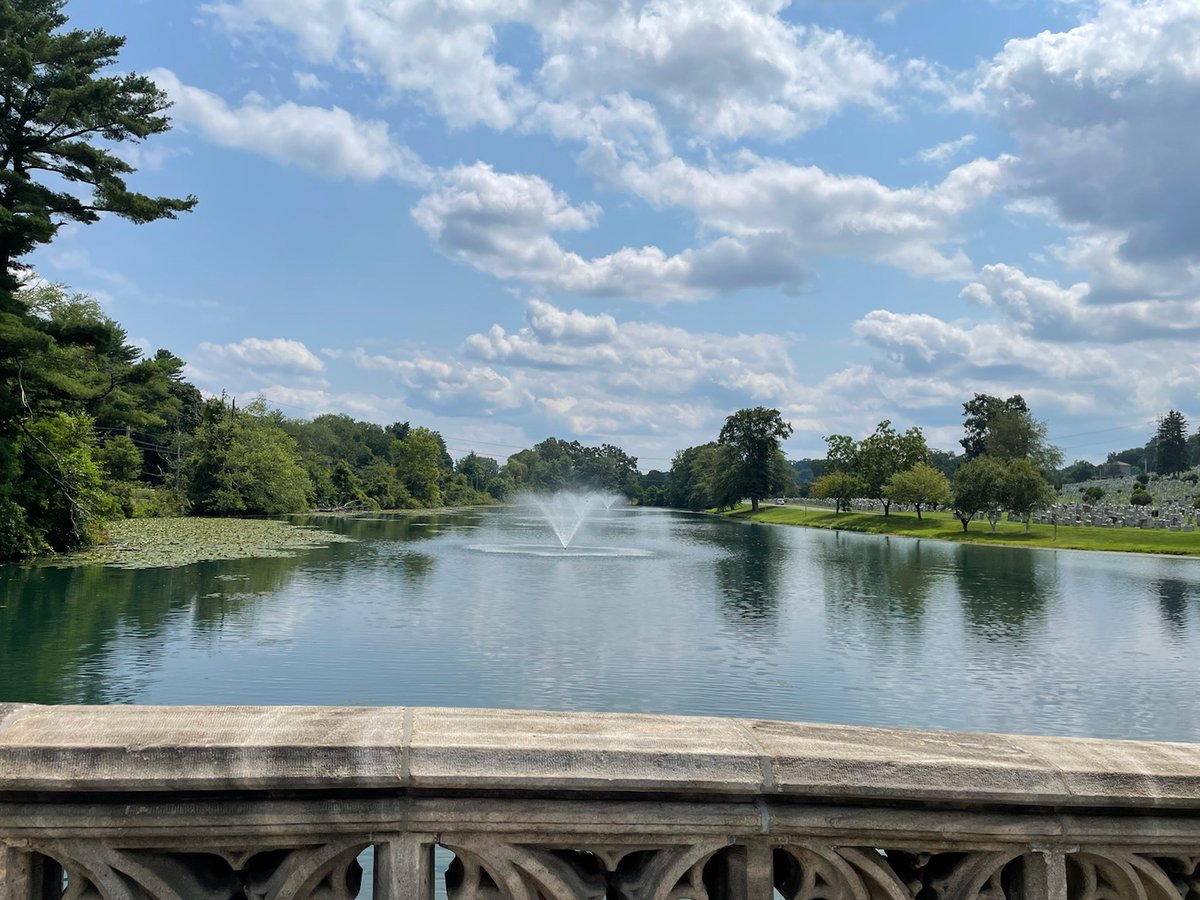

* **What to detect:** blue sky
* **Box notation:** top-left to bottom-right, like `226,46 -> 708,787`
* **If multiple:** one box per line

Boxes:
31,0 -> 1200,468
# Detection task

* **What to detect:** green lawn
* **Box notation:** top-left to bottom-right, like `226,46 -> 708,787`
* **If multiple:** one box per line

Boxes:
717,503 -> 1200,557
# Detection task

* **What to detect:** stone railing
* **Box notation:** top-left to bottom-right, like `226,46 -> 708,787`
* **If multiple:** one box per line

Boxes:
2,705 -> 1200,899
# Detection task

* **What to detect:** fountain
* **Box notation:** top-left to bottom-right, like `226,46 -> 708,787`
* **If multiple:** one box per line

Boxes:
467,490 -> 650,557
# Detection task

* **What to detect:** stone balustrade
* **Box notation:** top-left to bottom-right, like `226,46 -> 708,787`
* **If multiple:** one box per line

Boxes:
2,705 -> 1200,899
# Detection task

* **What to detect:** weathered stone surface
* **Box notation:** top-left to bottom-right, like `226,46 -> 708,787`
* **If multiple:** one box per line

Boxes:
406,707 -> 765,793
0,705 -> 405,790
3,705 -> 1200,808
3,706 -> 1200,899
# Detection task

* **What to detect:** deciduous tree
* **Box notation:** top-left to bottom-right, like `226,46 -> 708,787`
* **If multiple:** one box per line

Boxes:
811,471 -> 861,515
885,463 -> 950,520
951,457 -> 1004,533
718,407 -> 794,512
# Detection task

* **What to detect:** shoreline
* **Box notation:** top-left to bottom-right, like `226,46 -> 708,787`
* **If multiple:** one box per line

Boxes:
714,504 -> 1200,560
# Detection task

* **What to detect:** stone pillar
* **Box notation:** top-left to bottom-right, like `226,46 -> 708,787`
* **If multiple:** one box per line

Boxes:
0,846 -> 59,900
374,833 -> 436,900
710,843 -> 774,900
1021,848 -> 1068,900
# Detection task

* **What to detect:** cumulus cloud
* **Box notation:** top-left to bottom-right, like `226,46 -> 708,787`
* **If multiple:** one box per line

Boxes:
617,153 -> 1010,280
534,0 -> 896,140
975,0 -> 1200,273
197,336 -> 326,372
348,299 -> 816,440
962,263 -> 1200,342
203,0 -> 895,141
411,163 -> 810,300
150,69 -> 430,184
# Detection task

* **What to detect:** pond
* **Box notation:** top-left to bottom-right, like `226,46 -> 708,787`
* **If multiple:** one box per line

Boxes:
3,506 -> 1200,741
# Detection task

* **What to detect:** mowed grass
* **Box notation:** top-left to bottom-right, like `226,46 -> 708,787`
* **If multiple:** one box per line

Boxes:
718,504 -> 1200,557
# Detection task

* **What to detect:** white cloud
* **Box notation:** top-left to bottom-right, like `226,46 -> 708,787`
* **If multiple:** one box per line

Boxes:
150,69 -> 430,184
535,0 -> 897,140
617,153 -> 1010,280
293,71 -> 329,93
411,163 -> 809,300
203,0 -> 895,140
962,263 -> 1200,342
915,133 -> 976,165
976,0 -> 1200,276
348,299 -> 817,441
195,336 -> 326,375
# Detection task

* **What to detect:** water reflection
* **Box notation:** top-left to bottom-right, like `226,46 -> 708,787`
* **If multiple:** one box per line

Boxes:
0,552 -> 318,703
2,511 -> 1200,741
1154,578 -> 1195,632
817,534 -> 938,634
954,546 -> 1053,640
715,523 -> 788,630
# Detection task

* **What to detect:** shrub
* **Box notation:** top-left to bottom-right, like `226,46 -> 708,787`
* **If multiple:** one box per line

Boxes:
1136,473 -> 1150,485
1083,486 -> 1104,503
1131,490 -> 1153,506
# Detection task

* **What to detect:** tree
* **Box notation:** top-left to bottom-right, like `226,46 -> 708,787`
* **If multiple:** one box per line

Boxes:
961,394 -> 1028,460
0,0 -> 196,294
1155,411 -> 1189,474
951,457 -> 1004,533
811,472 -> 861,515
182,400 -> 311,516
999,458 -> 1056,533
960,393 -> 1061,471
717,407 -> 794,511
854,420 -> 930,516
392,427 -> 444,507
1,2 -> 194,555
885,464 -> 951,520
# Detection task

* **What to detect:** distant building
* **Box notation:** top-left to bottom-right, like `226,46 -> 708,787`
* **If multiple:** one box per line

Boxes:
1102,460 -> 1133,478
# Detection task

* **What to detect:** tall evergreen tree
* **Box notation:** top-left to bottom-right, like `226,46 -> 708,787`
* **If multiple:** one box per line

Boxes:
1155,410 -> 1190,474
1,0 -> 195,555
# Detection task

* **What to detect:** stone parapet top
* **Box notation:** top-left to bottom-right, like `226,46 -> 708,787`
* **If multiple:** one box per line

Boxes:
0,704 -> 1198,808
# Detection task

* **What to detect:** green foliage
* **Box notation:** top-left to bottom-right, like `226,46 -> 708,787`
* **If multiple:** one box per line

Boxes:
1155,410 -> 1190,474
5,411 -> 118,554
1083,486 -> 1105,503
0,0 -> 196,295
825,420 -> 930,515
1061,459 -> 1100,484
181,401 -> 312,516
500,438 -> 640,497
1000,458 -> 1056,532
951,456 -> 1005,533
811,471 -> 862,514
1131,487 -> 1153,506
885,463 -> 951,520
392,427 -> 444,507
666,442 -> 733,510
718,406 -> 794,511
960,394 -> 1027,459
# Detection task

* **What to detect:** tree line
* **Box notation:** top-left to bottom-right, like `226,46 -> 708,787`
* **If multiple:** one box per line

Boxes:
0,283 -> 645,560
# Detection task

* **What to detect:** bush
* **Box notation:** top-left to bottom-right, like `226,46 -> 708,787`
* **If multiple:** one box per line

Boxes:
1136,473 -> 1150,485
1131,490 -> 1153,506
1083,486 -> 1105,503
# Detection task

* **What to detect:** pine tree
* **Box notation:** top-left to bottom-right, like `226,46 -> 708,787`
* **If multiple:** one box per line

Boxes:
1156,410 -> 1190,474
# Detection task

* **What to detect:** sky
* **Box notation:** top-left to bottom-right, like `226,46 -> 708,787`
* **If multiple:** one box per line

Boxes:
31,0 -> 1200,470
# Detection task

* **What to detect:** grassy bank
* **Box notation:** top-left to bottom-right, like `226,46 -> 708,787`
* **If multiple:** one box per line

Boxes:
718,504 -> 1200,557
46,517 -> 356,569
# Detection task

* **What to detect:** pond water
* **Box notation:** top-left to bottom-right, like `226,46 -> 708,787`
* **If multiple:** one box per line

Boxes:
3,506 -> 1200,741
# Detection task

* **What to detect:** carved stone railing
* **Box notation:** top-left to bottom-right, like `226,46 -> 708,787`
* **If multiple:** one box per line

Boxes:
2,705 -> 1200,900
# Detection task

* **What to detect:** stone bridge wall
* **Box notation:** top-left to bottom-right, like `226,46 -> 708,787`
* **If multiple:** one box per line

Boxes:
2,704 -> 1200,899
